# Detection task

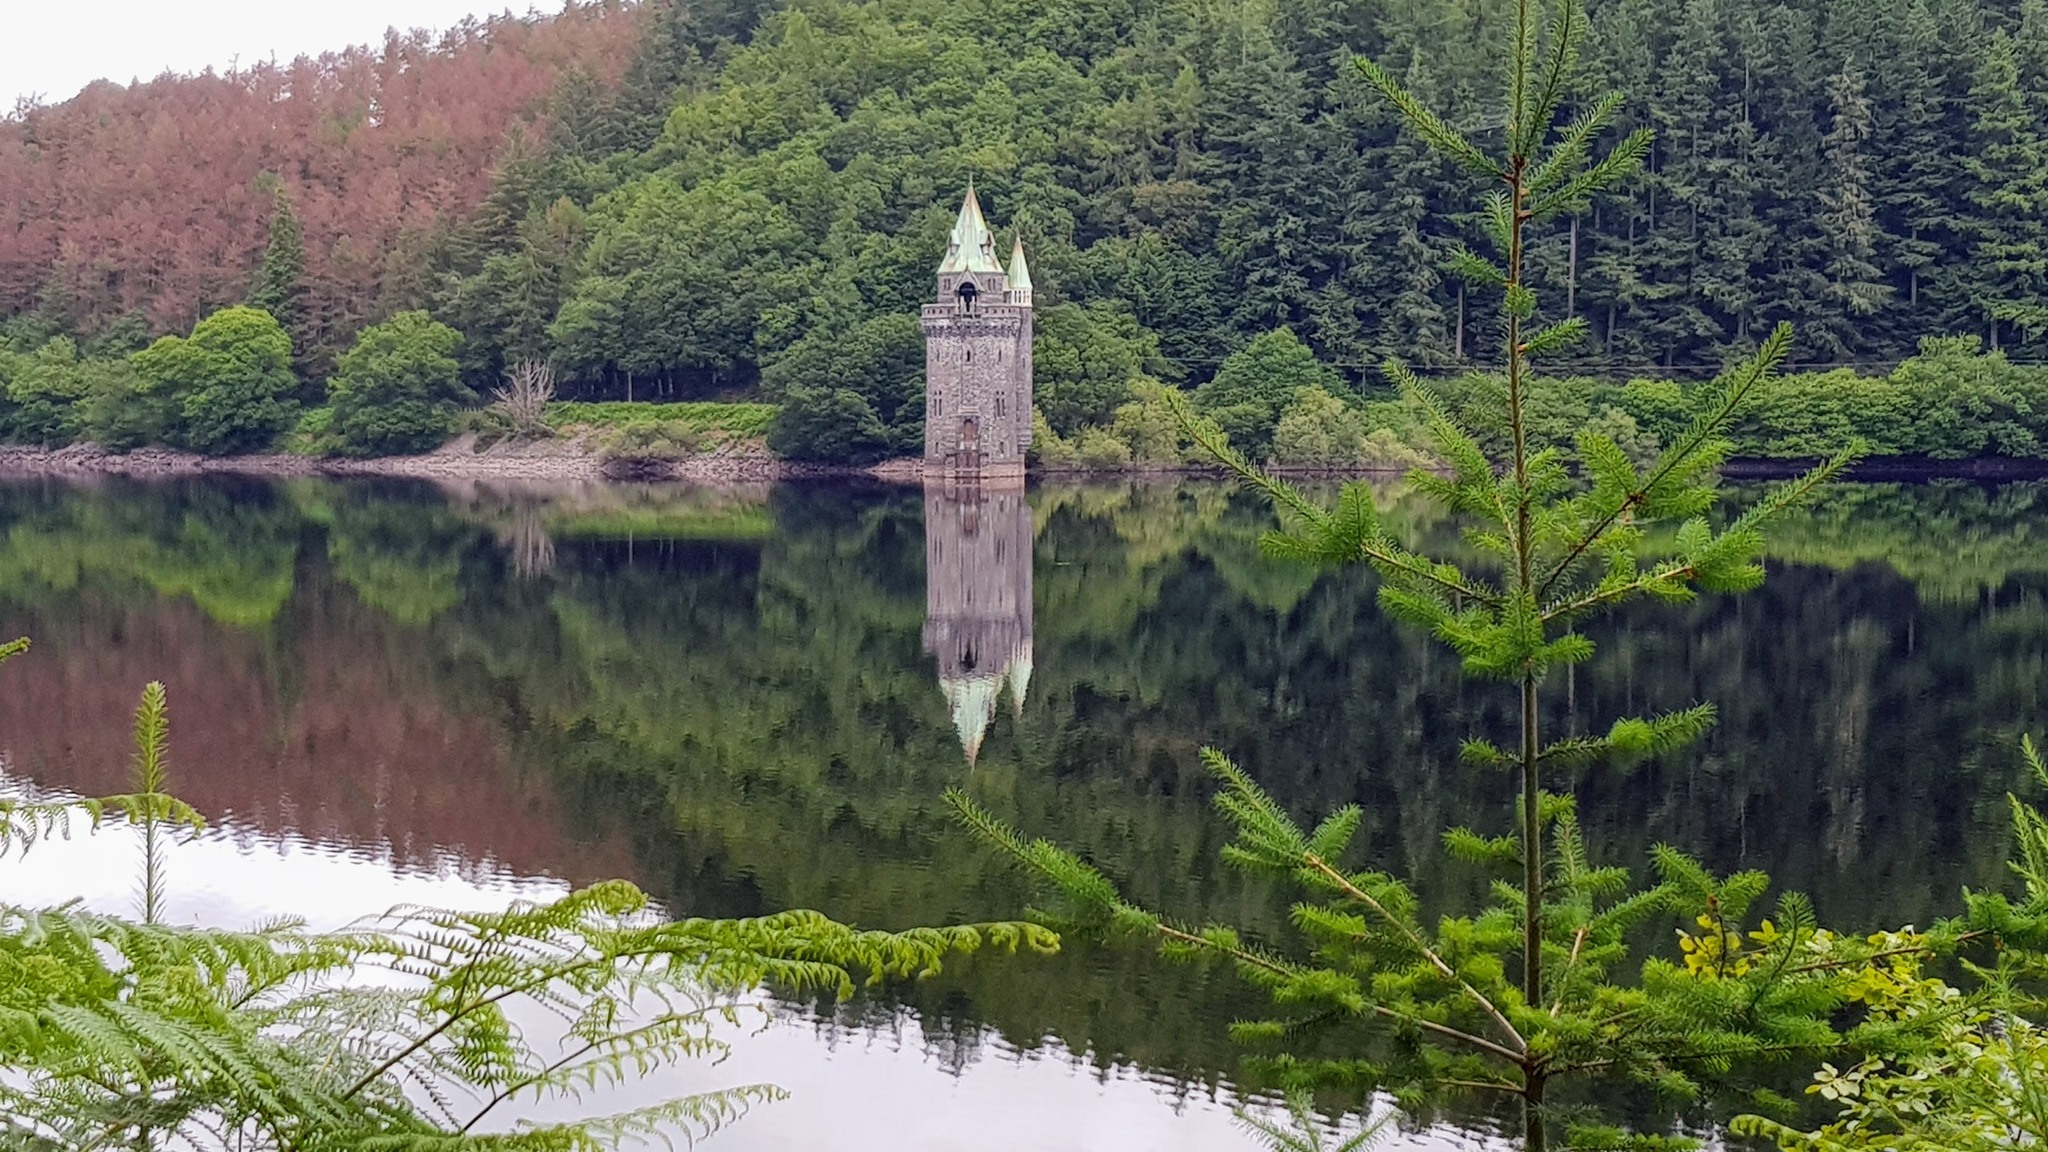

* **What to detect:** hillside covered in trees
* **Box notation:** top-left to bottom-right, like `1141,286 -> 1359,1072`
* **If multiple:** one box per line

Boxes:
3,0 -> 2048,459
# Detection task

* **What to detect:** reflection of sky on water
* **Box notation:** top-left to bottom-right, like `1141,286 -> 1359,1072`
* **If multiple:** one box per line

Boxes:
0,786 -> 1486,1152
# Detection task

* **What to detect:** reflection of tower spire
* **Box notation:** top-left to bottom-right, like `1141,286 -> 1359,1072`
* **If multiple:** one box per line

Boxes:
1008,637 -> 1032,720
922,481 -> 1034,765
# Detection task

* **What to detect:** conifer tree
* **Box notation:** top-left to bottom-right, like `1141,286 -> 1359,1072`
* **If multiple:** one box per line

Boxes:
1635,0 -> 1726,368
1865,0 -> 1963,346
951,3 -> 1925,1148
1961,24 -> 2048,351
247,183 -> 305,340
1811,63 -> 1892,357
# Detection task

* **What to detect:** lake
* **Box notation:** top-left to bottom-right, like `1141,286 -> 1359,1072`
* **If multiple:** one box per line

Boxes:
0,473 -> 2041,1149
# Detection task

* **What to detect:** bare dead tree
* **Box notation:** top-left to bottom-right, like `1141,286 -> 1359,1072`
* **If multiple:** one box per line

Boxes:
493,359 -> 556,435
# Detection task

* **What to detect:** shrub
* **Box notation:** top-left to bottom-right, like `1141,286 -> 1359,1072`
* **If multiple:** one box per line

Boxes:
325,311 -> 467,456
1073,426 -> 1133,468
1580,403 -> 1661,467
598,420 -> 706,462
545,401 -> 779,438
283,406 -> 333,456
1029,408 -> 1078,465
1207,402 -> 1275,461
1358,427 -> 1438,471
767,387 -> 893,464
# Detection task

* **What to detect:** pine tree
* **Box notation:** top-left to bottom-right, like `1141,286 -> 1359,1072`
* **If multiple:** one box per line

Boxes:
952,3 -> 1935,1149
1578,0 -> 1660,362
1864,0 -> 1970,349
1363,56 -> 1456,366
1748,6 -> 1834,350
247,184 -> 304,339
1810,63 -> 1893,357
1635,0 -> 1728,368
1206,14 -> 1329,339
1961,24 -> 2048,351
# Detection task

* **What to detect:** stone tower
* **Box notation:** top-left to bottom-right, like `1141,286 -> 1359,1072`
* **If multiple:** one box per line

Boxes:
922,484 -> 1034,764
922,185 -> 1033,483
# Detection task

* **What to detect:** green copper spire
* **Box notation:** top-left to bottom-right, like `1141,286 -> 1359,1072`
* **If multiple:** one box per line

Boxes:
1007,236 -> 1033,295
938,183 -> 1004,275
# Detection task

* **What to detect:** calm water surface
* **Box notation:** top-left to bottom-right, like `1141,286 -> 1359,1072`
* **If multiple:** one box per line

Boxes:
0,474 -> 2042,1148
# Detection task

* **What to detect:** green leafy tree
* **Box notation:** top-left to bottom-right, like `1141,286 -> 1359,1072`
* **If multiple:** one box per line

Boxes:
130,306 -> 300,455
0,337 -> 91,444
326,311 -> 469,456
1197,328 -> 1344,461
76,356 -> 169,451
1269,384 -> 1373,467
951,4 -> 1905,1149
761,312 -> 926,452
1032,301 -> 1158,436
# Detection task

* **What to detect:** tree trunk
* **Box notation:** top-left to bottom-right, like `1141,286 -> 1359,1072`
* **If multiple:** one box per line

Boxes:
1523,1071 -> 1547,1152
1567,216 -> 1579,318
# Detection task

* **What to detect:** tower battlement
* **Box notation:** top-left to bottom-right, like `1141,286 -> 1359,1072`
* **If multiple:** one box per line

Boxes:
923,185 -> 1033,484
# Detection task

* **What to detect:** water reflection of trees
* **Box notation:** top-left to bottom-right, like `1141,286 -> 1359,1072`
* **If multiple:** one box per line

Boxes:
0,477 -> 2045,1102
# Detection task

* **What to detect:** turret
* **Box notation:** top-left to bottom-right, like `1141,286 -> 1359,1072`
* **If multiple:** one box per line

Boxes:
1007,237 -> 1033,307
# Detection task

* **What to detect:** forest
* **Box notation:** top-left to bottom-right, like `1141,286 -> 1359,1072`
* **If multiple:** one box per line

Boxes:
6,0 -> 2048,463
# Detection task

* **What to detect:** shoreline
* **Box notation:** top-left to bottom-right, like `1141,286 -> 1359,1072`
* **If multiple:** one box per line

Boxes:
0,442 -> 887,484
5,442 -> 2048,486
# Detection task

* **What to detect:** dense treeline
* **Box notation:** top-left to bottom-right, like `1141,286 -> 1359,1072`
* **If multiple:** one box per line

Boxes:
8,0 -> 2048,458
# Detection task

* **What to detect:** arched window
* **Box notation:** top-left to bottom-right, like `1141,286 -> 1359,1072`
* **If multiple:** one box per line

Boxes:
955,281 -> 979,313
966,348 -> 972,364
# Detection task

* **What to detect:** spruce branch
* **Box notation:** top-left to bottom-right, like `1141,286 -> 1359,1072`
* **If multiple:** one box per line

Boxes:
1530,129 -> 1652,220
1302,852 -> 1527,1055
1353,57 -> 1501,181
1515,0 -> 1585,159
1171,390 -> 1504,608
1527,90 -> 1624,199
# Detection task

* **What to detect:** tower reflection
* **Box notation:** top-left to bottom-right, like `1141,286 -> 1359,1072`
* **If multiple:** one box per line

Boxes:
921,483 -> 1034,763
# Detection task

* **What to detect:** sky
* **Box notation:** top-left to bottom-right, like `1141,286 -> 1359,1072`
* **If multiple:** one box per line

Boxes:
4,0 -> 533,108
